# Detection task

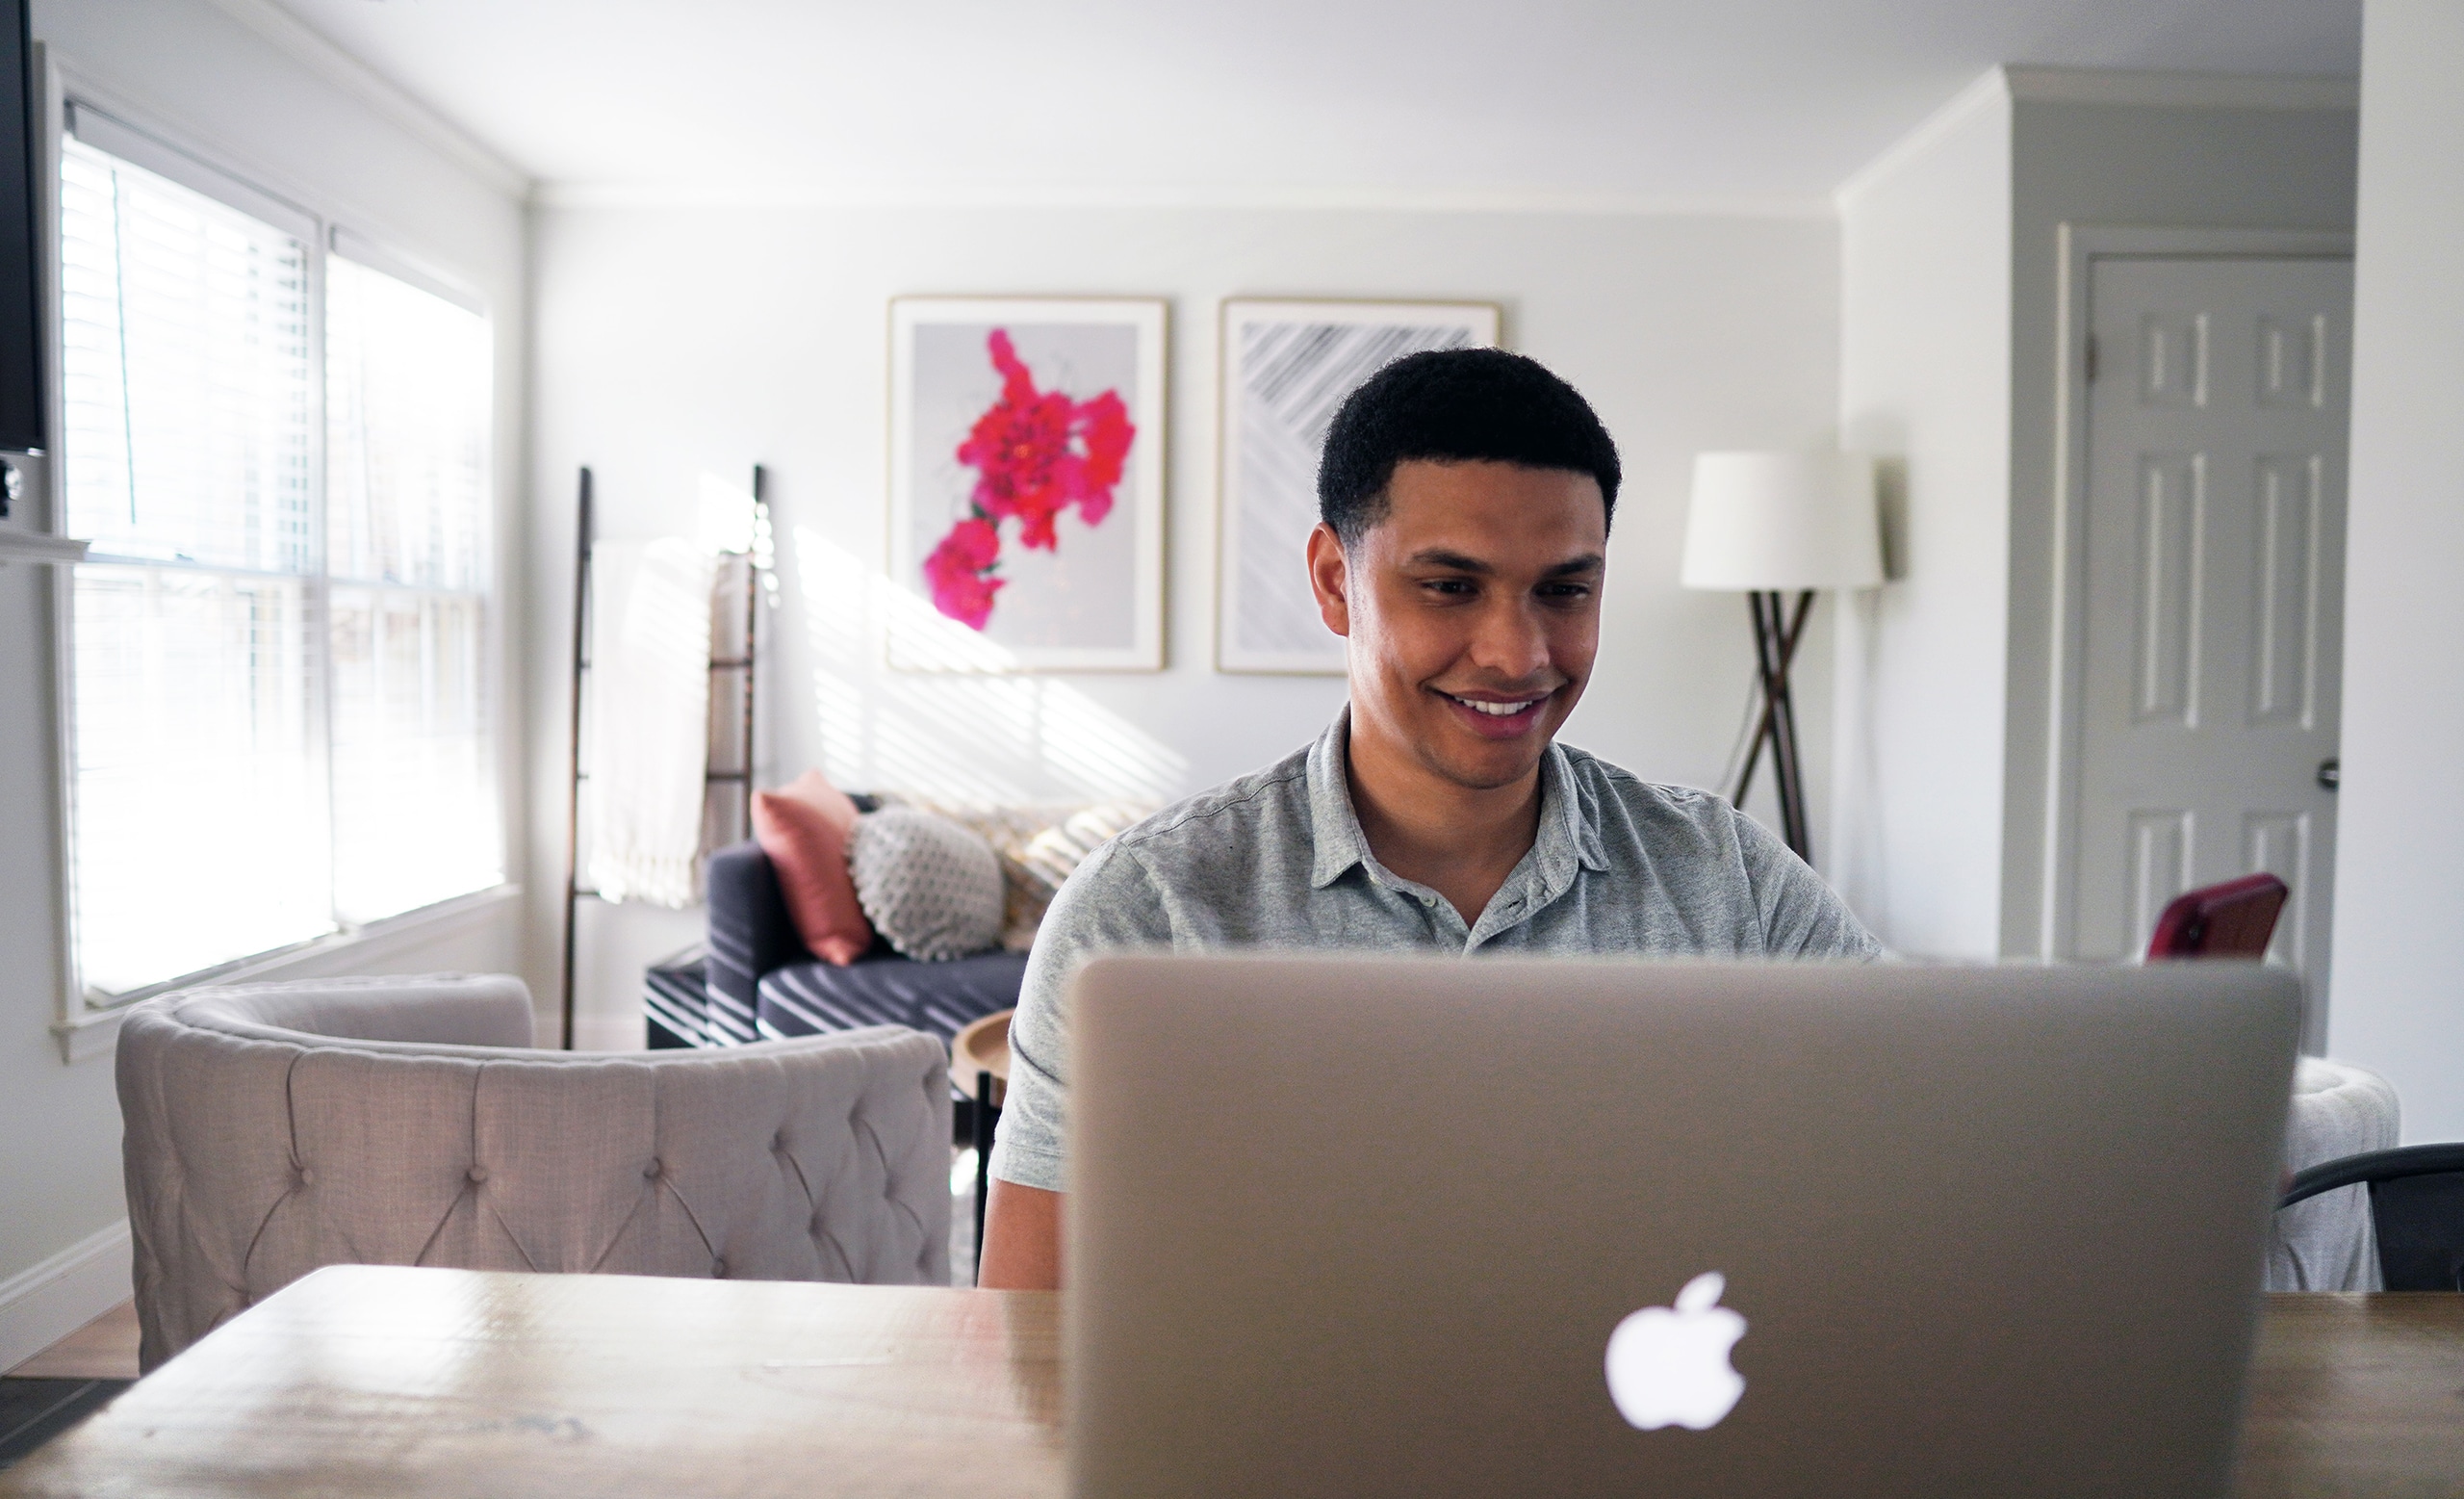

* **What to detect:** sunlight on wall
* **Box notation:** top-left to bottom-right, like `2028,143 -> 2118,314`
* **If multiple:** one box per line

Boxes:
696,472 -> 757,555
791,525 -> 1188,805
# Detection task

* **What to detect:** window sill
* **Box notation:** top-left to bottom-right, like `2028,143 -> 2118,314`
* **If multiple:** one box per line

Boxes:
53,883 -> 524,1063
0,530 -> 90,565
51,1005 -> 123,1064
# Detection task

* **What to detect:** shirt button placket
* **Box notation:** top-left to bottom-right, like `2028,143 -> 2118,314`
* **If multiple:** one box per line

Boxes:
1476,891 -> 1528,951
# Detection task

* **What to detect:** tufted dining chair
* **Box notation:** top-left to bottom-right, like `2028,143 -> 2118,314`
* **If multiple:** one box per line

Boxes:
116,973 -> 951,1371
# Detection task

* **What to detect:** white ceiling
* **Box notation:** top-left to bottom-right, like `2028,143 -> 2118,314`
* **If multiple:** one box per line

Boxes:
263,0 -> 2360,207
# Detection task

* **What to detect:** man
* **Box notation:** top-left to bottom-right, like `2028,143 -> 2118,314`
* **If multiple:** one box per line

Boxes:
979,349 -> 1880,1289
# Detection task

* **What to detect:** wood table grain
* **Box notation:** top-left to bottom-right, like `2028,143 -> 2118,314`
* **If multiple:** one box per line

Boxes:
2237,1293 -> 2464,1497
0,1268 -> 1062,1499
3,1271 -> 2456,1497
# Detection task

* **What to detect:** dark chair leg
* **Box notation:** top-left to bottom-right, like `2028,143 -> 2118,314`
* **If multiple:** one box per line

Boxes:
972,1070 -> 995,1281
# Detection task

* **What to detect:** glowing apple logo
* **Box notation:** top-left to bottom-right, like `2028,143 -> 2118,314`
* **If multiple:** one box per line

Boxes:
1604,1271 -> 1747,1432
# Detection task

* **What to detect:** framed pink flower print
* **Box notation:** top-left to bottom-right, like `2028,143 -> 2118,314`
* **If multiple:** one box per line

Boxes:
888,297 -> 1168,671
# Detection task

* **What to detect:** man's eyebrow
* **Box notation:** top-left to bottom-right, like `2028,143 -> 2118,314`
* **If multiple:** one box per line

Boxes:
1403,549 -> 1606,578
1543,554 -> 1606,578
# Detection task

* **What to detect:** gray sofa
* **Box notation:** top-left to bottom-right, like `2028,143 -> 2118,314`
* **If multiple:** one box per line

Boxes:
700,836 -> 1026,1048
116,972 -> 951,1370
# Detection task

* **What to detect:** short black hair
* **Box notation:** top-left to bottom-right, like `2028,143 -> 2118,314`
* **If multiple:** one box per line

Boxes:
1317,348 -> 1621,546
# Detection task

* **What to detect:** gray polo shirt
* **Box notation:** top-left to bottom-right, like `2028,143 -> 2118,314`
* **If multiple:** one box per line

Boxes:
987,710 -> 1882,1193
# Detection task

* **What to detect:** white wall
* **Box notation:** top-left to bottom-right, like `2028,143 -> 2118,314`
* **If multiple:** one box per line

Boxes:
529,203 -> 1843,1043
2330,0 -> 2464,1141
0,0 -> 527,1345
1832,76 -> 2015,958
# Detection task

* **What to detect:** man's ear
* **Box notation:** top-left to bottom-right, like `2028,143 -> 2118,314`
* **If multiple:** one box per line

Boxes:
1306,523 -> 1351,638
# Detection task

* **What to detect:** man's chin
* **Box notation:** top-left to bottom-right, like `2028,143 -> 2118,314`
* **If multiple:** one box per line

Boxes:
1415,728 -> 1553,793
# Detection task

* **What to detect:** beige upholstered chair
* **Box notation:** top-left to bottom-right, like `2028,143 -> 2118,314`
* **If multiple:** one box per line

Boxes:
2269,1055 -> 2402,1291
116,973 -> 951,1370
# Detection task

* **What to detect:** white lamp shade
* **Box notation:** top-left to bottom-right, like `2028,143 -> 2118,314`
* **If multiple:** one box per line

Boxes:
1680,452 -> 1884,591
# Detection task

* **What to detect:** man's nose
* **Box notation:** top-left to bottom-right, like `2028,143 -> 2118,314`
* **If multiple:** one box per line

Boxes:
1468,596 -> 1553,681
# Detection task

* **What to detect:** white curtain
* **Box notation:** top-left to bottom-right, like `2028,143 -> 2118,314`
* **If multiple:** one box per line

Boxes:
586,538 -> 718,907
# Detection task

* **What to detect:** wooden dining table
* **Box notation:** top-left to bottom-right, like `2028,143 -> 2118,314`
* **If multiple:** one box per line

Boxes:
3,1266 -> 2457,1497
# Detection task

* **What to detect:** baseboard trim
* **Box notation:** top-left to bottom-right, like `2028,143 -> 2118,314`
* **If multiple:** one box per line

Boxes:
0,1222 -> 131,1376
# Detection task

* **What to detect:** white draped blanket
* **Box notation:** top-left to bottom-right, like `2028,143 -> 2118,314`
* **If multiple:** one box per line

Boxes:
587,538 -> 718,907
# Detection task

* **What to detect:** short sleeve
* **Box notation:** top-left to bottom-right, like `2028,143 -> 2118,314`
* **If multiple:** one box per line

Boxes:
987,840 -> 1173,1193
1732,812 -> 1886,961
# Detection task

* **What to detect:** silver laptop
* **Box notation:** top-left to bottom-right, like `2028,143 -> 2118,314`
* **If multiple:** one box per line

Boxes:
1065,955 -> 2299,1498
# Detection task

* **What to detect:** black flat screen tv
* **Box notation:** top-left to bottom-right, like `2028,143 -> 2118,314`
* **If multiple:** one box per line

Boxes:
0,0 -> 41,455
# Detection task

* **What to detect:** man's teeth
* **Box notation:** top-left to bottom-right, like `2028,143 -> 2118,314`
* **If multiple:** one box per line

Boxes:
1453,695 -> 1538,716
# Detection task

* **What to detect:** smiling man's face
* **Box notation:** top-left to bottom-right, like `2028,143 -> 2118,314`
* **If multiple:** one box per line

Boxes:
1310,458 -> 1607,793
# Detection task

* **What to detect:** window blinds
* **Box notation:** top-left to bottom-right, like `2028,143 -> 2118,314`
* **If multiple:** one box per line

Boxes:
59,127 -> 500,998
60,136 -> 331,995
58,136 -> 315,569
326,255 -> 500,924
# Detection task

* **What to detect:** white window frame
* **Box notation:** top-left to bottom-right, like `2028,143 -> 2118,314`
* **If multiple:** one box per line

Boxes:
38,53 -> 516,1061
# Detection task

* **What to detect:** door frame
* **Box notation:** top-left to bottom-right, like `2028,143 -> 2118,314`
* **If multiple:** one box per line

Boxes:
2035,224 -> 2355,980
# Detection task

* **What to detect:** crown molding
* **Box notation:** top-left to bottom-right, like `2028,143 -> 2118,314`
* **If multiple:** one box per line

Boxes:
1832,63 -> 2357,212
531,178 -> 1835,219
200,0 -> 531,198
2003,66 -> 2358,111
1834,67 -> 2012,212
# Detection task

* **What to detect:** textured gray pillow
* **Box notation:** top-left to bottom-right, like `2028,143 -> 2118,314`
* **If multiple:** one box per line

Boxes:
846,807 -> 1006,961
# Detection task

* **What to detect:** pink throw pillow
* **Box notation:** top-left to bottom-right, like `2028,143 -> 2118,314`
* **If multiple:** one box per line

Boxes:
752,775 -> 870,967
768,769 -> 860,835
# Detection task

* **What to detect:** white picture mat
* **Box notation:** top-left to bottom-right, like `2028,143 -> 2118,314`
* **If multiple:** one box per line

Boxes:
1217,299 -> 1501,674
887,297 -> 1168,672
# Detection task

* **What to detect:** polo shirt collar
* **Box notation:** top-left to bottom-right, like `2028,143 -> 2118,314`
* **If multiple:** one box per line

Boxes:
1306,707 -> 1604,892
1306,711 -> 1369,889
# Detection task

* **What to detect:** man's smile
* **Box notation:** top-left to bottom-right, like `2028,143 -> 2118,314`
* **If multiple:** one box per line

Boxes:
1434,688 -> 1554,737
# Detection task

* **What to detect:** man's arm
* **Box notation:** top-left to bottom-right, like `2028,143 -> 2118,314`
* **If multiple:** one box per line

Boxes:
978,839 -> 1173,1288
978,1178 -> 1063,1290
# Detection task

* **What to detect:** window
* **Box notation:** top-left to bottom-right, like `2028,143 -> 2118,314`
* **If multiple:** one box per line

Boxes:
325,255 -> 498,924
58,111 -> 500,1002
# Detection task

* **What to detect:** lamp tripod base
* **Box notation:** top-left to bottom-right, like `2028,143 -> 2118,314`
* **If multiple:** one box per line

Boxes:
1732,589 -> 1816,865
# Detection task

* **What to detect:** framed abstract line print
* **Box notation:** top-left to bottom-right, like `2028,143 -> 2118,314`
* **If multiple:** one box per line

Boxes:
888,297 -> 1168,671
1216,298 -> 1500,674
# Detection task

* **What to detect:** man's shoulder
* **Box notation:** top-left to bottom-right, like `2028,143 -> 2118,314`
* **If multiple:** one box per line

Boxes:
1034,740 -> 1315,946
1556,742 -> 1742,840
1106,741 -> 1314,863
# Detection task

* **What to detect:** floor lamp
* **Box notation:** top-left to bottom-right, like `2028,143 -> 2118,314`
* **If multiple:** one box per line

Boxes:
1680,452 -> 1883,865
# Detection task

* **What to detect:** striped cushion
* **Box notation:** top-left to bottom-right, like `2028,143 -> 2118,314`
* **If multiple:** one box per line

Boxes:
758,951 -> 1027,1047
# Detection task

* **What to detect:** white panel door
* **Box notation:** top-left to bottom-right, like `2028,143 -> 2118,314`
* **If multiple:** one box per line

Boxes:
2072,256 -> 2350,1028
